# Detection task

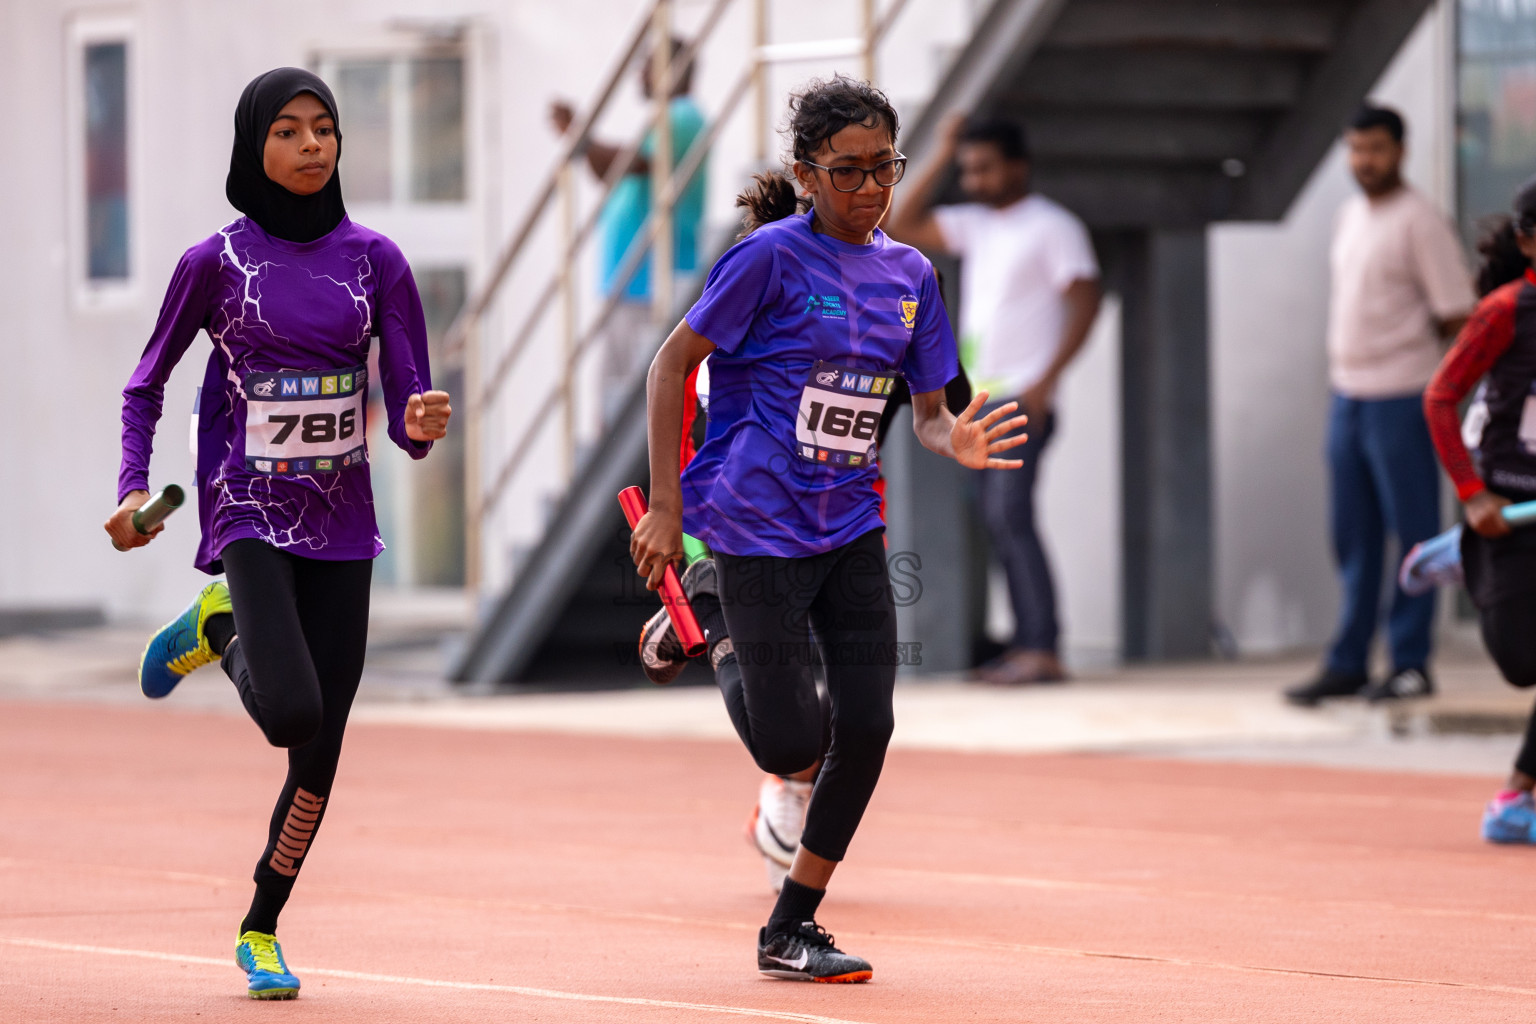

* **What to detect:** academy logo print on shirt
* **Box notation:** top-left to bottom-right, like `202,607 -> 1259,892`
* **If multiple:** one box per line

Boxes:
804,294 -> 848,320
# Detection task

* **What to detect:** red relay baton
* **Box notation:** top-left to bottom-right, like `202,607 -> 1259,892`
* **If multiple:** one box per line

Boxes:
618,486 -> 708,658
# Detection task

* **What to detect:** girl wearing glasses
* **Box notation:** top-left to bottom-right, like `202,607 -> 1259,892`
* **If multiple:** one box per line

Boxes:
630,74 -> 1029,982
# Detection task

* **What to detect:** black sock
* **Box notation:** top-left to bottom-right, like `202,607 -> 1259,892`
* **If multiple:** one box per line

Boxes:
240,885 -> 288,936
767,877 -> 826,938
691,590 -> 730,657
205,613 -> 236,656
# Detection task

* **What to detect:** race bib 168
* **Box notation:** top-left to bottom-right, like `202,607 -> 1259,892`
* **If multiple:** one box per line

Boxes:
795,360 -> 897,468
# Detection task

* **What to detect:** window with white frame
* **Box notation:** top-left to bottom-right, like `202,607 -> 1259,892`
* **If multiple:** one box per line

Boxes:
69,16 -> 136,296
84,42 -> 129,279
314,45 -> 471,588
320,53 -> 465,204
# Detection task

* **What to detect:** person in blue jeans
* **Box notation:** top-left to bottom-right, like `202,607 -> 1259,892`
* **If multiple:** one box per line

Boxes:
887,116 -> 1101,685
1285,105 -> 1474,706
977,403 -> 1057,659
1311,396 -> 1443,696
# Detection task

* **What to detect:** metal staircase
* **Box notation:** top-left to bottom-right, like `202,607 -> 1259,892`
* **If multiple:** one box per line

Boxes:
911,0 -> 1436,229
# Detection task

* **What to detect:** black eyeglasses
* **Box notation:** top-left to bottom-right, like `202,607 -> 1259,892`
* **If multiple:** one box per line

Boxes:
801,154 -> 908,192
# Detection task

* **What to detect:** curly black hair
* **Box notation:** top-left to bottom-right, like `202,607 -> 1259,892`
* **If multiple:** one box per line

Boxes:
736,74 -> 899,236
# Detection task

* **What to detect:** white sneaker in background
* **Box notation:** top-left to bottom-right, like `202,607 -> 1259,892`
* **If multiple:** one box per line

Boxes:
747,773 -> 812,872
746,774 -> 811,892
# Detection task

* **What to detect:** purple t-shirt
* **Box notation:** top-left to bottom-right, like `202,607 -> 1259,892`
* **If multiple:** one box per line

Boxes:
119,216 -> 432,573
682,211 -> 958,557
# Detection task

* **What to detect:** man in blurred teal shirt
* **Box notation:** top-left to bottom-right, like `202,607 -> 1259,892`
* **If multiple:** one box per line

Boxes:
551,37 -> 707,423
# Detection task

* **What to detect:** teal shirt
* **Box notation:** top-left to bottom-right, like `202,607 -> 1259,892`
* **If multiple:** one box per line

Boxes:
598,96 -> 708,301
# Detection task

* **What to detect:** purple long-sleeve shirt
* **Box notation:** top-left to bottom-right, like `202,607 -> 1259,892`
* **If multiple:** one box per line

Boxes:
119,216 -> 432,574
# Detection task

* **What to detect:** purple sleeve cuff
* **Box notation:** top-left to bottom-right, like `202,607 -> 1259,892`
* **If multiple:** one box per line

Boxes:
375,253 -> 437,460
117,477 -> 150,504
387,420 -> 433,460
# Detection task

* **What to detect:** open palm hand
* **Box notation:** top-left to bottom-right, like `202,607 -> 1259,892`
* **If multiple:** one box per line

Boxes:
951,392 -> 1030,470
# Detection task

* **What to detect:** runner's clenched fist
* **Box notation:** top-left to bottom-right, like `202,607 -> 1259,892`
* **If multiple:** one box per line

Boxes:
405,390 -> 452,442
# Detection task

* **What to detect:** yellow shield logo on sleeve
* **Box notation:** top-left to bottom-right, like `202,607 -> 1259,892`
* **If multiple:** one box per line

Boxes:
900,298 -> 918,330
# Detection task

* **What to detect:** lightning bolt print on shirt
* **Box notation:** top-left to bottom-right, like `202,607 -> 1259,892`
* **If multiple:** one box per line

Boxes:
119,216 -> 434,573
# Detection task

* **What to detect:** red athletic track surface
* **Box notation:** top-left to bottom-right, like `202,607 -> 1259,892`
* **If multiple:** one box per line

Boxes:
2,699 -> 1532,1023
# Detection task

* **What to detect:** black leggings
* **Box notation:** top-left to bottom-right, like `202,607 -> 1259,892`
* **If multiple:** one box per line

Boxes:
1478,594 -> 1536,778
219,538 -> 372,932
714,529 -> 898,862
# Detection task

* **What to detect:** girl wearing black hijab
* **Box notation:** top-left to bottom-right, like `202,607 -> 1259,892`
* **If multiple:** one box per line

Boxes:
108,68 -> 452,999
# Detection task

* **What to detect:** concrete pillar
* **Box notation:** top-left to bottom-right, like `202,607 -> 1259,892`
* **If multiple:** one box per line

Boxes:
882,405 -> 988,675
1113,228 -> 1213,660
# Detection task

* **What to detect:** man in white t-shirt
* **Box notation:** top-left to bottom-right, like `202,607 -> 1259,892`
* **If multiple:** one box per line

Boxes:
1285,105 -> 1475,709
889,117 -> 1101,685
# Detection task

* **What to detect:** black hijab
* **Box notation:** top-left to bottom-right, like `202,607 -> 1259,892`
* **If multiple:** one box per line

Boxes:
226,68 -> 347,243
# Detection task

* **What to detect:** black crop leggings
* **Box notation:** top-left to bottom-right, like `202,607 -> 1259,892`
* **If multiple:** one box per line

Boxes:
1478,594 -> 1536,778
219,538 -> 372,934
713,528 -> 898,863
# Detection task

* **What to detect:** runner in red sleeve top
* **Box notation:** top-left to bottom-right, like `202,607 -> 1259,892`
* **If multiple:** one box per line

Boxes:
1424,176 -> 1536,844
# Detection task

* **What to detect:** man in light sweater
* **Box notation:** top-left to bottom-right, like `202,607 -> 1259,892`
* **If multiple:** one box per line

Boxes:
1286,105 -> 1475,707
889,117 -> 1101,685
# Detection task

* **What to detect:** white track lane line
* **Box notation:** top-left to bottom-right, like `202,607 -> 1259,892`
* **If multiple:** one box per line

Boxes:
0,935 -> 875,1024
11,860 -> 1530,999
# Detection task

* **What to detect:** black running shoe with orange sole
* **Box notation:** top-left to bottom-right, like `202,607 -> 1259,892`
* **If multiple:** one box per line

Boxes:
757,922 -> 872,983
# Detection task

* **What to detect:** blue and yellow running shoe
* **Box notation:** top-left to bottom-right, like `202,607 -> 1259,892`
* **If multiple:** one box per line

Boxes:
138,581 -> 231,699
236,930 -> 300,1000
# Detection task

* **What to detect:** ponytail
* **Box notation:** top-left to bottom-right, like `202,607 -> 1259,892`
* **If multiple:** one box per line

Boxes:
1476,215 -> 1529,297
734,170 -> 811,237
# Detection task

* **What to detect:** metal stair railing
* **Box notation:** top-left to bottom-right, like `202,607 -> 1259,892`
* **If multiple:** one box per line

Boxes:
443,0 -> 709,593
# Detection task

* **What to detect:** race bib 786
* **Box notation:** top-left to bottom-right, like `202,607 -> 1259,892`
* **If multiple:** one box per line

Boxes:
242,365 -> 368,475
